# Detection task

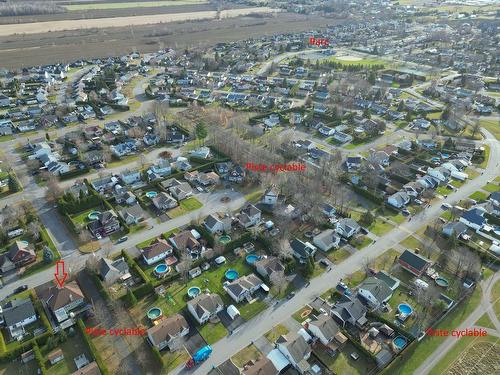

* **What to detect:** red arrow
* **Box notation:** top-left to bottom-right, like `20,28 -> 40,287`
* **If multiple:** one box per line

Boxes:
54,260 -> 68,288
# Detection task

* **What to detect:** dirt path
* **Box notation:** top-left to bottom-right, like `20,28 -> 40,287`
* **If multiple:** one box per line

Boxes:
0,7 -> 278,36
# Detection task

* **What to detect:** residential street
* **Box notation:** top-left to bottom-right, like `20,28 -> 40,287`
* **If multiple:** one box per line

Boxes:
177,129 -> 499,375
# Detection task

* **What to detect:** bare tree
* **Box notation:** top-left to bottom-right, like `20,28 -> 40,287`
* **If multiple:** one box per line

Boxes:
270,271 -> 287,296
45,176 -> 63,202
27,221 -> 41,241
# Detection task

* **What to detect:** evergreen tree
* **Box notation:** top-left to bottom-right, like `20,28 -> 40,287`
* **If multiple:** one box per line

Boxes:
195,122 -> 208,145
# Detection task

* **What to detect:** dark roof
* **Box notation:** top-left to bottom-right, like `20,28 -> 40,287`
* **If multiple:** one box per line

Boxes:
359,277 -> 393,303
309,314 -> 339,340
461,208 -> 485,226
38,281 -> 84,311
2,298 -> 36,327
399,250 -> 431,272
332,295 -> 367,323
290,239 -> 315,258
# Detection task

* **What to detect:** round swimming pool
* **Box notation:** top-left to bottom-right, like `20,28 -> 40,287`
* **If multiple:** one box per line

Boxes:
398,303 -> 413,316
187,286 -> 201,298
147,307 -> 162,320
225,269 -> 239,281
219,235 -> 232,244
435,277 -> 449,288
146,191 -> 158,198
393,336 -> 408,351
154,263 -> 169,276
20,240 -> 29,246
87,210 -> 101,221
246,255 -> 259,265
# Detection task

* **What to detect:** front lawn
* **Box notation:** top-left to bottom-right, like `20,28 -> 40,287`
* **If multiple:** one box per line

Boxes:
198,322 -> 228,345
368,219 -> 394,236
231,344 -> 262,368
264,324 -> 289,343
482,183 -> 499,193
436,186 -> 453,196
479,144 -> 490,168
244,190 -> 264,204
475,313 -> 495,330
353,236 -> 373,249
239,300 -> 268,321
327,248 -> 351,263
292,305 -> 313,323
161,348 -> 190,374
168,197 -> 203,218
400,235 -> 423,250
468,190 -> 488,202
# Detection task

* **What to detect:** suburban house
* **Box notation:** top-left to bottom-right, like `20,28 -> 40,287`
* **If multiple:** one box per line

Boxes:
322,203 -> 336,218
141,238 -> 174,265
388,191 -> 411,209
118,204 -> 145,225
38,281 -> 85,323
152,192 -> 178,211
203,213 -> 232,234
459,208 -> 487,231
224,273 -> 263,303
254,256 -> 285,280
398,250 -> 431,277
346,156 -> 362,172
0,298 -> 37,339
442,221 -> 468,238
375,271 -> 400,292
187,293 -> 224,325
307,314 -> 341,346
146,159 -> 171,181
168,180 -> 193,200
276,332 -> 312,374
4,240 -> 36,269
87,211 -> 120,238
169,230 -> 201,257
290,239 -> 317,262
98,257 -> 130,285
427,167 -> 451,183
189,146 -> 211,159
120,170 -> 142,185
357,277 -> 394,309
331,295 -> 368,328
236,204 -> 262,228
262,186 -> 279,206
335,218 -> 361,239
147,314 -> 189,351
313,229 -> 341,251
242,357 -> 279,375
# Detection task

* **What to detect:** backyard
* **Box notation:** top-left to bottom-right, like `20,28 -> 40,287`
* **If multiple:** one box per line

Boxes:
313,341 -> 376,375
43,331 -> 92,375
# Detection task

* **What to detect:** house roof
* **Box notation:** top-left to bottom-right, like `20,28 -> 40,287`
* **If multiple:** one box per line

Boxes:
48,349 -> 63,362
142,238 -> 172,260
241,204 -> 261,217
254,256 -> 284,276
309,314 -> 339,341
38,281 -> 84,311
242,357 -> 278,375
147,314 -> 189,345
290,239 -> 316,258
313,229 -> 339,248
277,332 -> 310,365
2,298 -> 36,327
204,214 -> 221,230
70,361 -> 101,375
461,208 -> 486,226
188,293 -> 223,319
226,274 -> 263,297
375,271 -> 400,290
216,359 -> 240,375
399,250 -> 431,272
359,277 -> 393,303
99,257 -> 129,279
332,295 -> 367,324
8,240 -> 35,262
170,231 -> 200,251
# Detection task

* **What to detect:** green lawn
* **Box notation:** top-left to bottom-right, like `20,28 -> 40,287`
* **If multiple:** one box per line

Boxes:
400,235 -> 423,250
65,0 -> 207,11
70,207 -> 100,226
479,118 -> 500,140
44,331 -> 92,375
244,190 -> 263,204
231,344 -> 262,368
313,342 -> 376,375
482,183 -> 499,193
436,185 -> 453,196
475,313 -> 496,330
469,190 -> 488,202
449,179 -> 464,188
368,219 -> 394,236
353,236 -> 373,249
239,300 -> 268,321
326,56 -> 385,66
382,286 -> 483,375
292,305 -> 313,323
198,322 -> 228,345
161,348 -> 190,374
465,167 -> 480,179
264,324 -> 289,343
167,197 -> 203,218
345,270 -> 366,288
107,154 -> 139,168
375,207 -> 405,224
479,144 -> 490,168
327,248 -> 352,263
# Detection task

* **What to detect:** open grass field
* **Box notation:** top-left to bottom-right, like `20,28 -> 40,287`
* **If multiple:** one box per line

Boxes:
0,12 -> 337,69
167,196 -> 203,218
480,118 -> 500,140
65,0 -> 208,11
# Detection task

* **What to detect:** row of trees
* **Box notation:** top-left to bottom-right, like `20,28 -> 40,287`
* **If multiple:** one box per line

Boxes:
0,1 -> 65,17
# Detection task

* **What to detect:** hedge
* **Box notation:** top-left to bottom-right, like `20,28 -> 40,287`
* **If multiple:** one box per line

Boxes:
151,346 -> 165,368
77,319 -> 110,375
0,331 -> 52,362
122,250 -> 149,283
224,232 -> 253,252
59,167 -> 90,180
33,343 -> 47,375
351,184 -> 384,204
90,272 -> 112,303
132,283 -> 154,299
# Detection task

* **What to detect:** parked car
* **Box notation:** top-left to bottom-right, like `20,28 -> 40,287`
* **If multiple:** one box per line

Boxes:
13,285 -> 28,295
319,259 -> 330,267
360,227 -> 369,235
414,199 -> 423,205
286,291 -> 295,300
441,203 -> 452,210
117,236 -> 128,244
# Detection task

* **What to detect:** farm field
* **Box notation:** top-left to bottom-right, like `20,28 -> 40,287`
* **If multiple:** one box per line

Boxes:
65,0 -> 209,11
0,12 -> 338,69
0,7 -> 277,37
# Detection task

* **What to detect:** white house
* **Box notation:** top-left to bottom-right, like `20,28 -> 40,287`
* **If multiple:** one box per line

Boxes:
357,277 -> 394,309
141,238 -> 173,265
120,170 -> 142,185
224,274 -> 263,303
276,333 -> 311,374
187,293 -> 224,324
313,229 -> 341,251
1,298 -> 37,339
147,314 -> 189,351
459,208 -> 486,231
388,191 -> 411,209
203,213 -> 232,234
236,204 -> 261,228
307,314 -> 340,346
262,186 -> 279,206
427,167 -> 451,183
335,218 -> 360,239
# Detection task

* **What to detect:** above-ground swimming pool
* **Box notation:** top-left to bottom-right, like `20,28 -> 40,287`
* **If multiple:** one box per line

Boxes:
225,269 -> 239,281
393,336 -> 408,351
219,235 -> 232,244
154,263 -> 169,277
398,303 -> 413,316
246,255 -> 260,265
19,240 -> 29,246
147,307 -> 162,320
187,286 -> 201,298
146,191 -> 158,198
87,210 -> 101,221
435,277 -> 449,288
